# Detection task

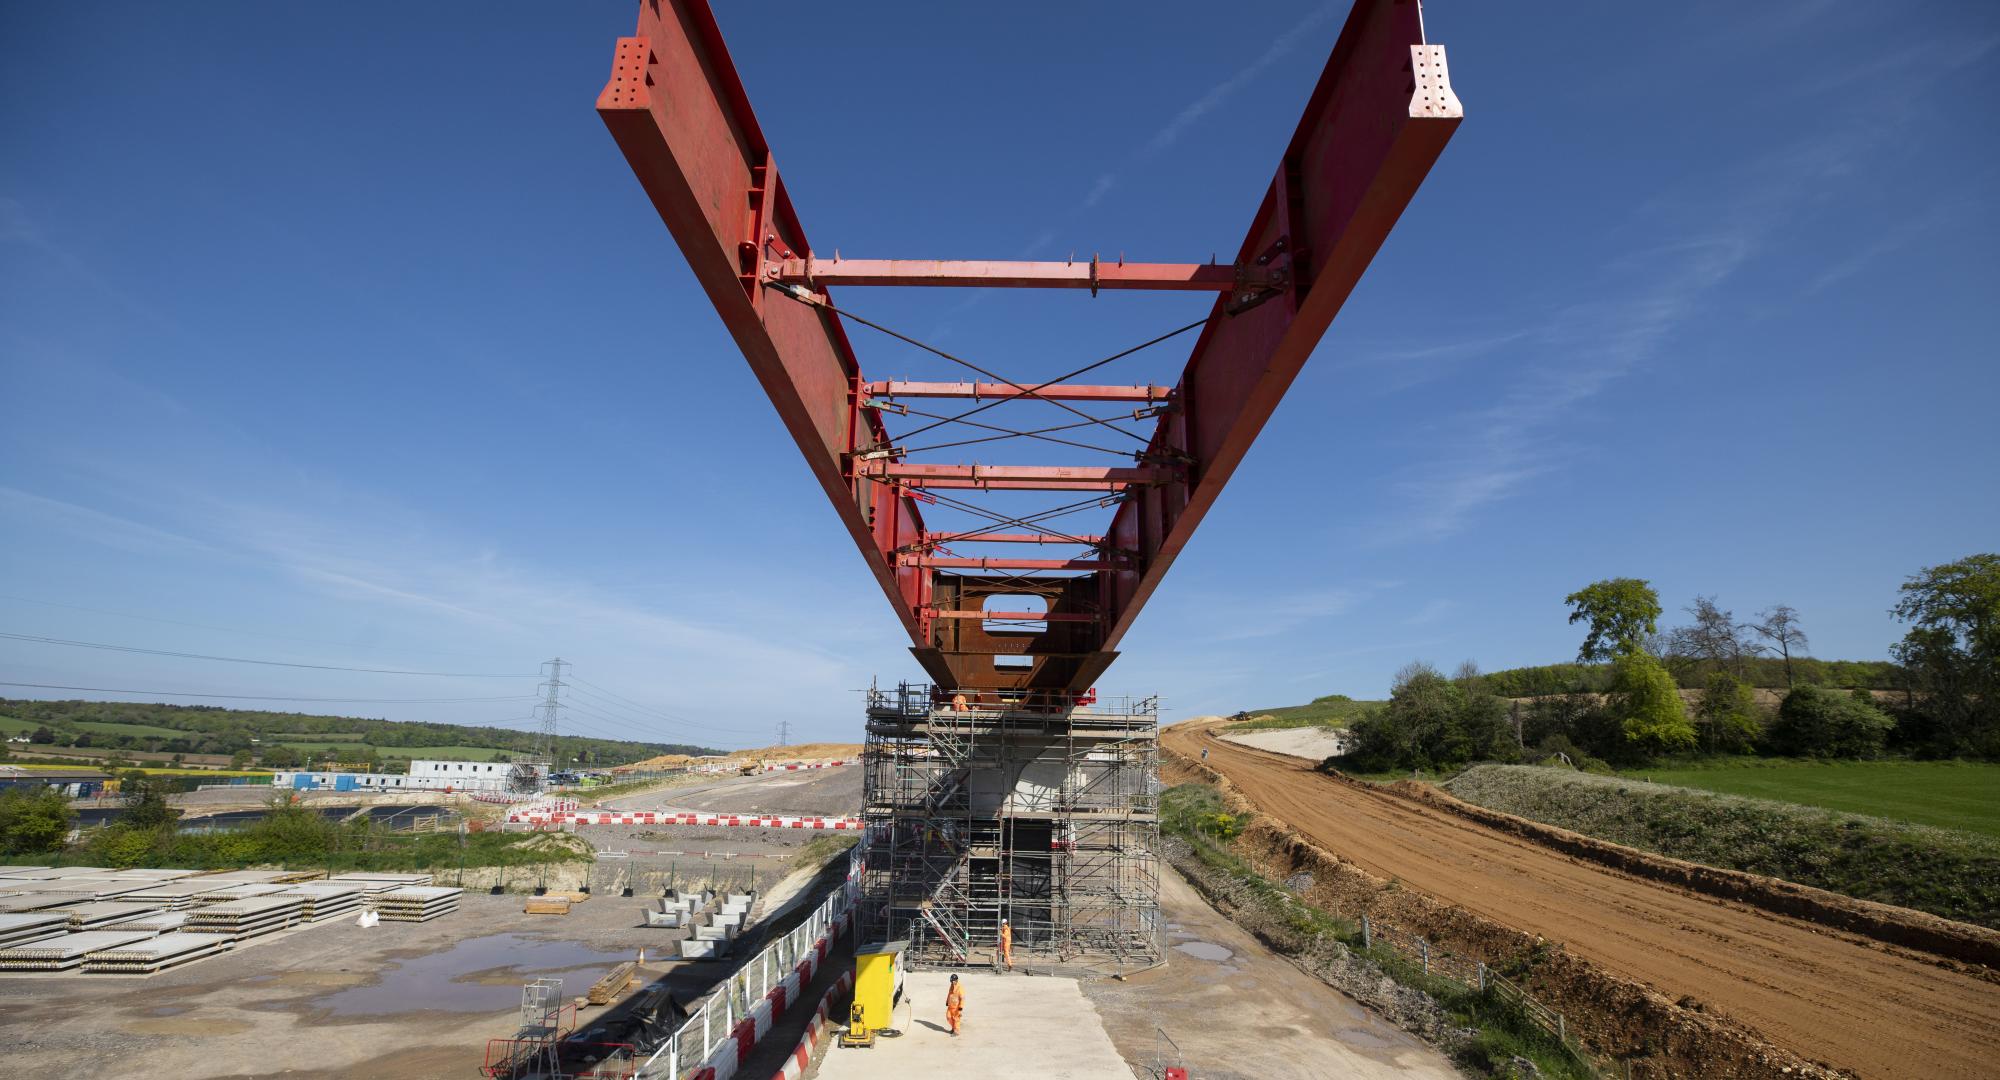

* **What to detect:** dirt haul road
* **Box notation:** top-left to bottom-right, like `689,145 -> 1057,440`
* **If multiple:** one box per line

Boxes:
1165,723 -> 2000,1080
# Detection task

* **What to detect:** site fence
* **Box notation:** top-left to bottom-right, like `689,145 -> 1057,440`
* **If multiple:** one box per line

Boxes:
636,843 -> 863,1079
1358,913 -> 1596,1073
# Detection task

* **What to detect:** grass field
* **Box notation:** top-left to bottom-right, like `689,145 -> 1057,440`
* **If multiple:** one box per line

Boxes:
1618,759 -> 2000,838
0,714 -> 188,740
1232,694 -> 1380,730
0,762 -> 270,778
1446,764 -> 2000,928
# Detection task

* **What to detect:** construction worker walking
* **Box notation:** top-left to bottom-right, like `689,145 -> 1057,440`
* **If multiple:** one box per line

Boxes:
945,973 -> 965,1036
999,919 -> 1013,972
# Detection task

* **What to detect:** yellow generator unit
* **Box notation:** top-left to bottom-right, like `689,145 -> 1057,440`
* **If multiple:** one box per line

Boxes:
842,939 -> 907,1047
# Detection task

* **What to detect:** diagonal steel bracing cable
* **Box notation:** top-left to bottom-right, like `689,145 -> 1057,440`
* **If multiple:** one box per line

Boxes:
772,284 -> 1197,445
889,315 -> 1207,442
896,410 -> 1130,457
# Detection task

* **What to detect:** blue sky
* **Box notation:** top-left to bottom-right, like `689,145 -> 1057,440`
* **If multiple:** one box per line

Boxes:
2,1 -> 1995,749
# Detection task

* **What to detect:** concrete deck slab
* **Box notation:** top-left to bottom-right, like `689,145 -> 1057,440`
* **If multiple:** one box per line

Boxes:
816,970 -> 1130,1079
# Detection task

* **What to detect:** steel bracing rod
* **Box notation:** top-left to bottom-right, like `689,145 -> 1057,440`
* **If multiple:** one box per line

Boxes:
922,532 -> 1105,545
890,407 -> 1132,458
893,316 -> 1208,443
772,286 -> 1154,445
888,485 -> 1119,548
925,610 -> 1100,622
857,463 -> 1173,488
867,381 -> 1170,403
904,556 -> 1123,571
771,257 -> 1275,291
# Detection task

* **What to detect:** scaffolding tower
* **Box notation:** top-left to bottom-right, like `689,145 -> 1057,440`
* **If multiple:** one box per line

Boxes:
860,683 -> 1161,976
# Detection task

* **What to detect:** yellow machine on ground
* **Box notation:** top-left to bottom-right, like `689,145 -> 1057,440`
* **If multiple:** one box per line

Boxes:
840,939 -> 906,1048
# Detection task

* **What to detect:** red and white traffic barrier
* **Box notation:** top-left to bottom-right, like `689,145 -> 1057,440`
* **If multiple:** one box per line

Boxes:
762,759 -> 849,772
504,809 -> 863,829
686,911 -> 853,1080
770,968 -> 853,1080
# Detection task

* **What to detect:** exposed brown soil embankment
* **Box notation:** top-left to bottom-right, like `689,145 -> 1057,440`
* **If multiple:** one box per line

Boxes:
1163,720 -> 2000,1080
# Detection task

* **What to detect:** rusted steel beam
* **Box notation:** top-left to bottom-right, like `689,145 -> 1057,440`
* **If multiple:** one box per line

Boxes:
922,531 -> 1105,545
857,462 -> 1174,488
595,11 -> 929,645
903,557 -> 1122,572
771,257 -> 1273,292
1096,6 -> 1462,665
601,0 -> 1459,693
926,610 -> 1100,623
864,380 -> 1171,403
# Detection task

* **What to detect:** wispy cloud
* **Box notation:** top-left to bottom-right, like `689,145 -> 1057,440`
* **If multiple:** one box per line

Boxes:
1363,20 -> 1992,543
1213,580 -> 1399,640
1403,599 -> 1454,626
1081,173 -> 1116,209
1142,4 -> 1341,155
942,1 -> 1341,336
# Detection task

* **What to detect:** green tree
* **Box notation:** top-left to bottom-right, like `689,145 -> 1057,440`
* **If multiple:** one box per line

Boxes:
1611,651 -> 1695,755
0,787 -> 74,855
1890,553 -> 2000,758
1766,685 -> 1895,758
1566,578 -> 1663,663
229,749 -> 253,770
28,726 -> 55,744
1749,605 -> 1809,689
118,771 -> 180,829
1694,672 -> 1762,754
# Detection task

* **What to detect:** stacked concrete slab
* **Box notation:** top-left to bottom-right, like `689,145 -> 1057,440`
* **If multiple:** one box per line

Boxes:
276,883 -> 365,922
0,930 -> 156,971
82,931 -> 231,973
185,895 -> 306,941
0,912 -> 70,950
60,901 -> 163,931
371,885 -> 461,922
122,881 -> 234,910
108,909 -> 191,934
192,884 -> 290,904
327,872 -> 433,897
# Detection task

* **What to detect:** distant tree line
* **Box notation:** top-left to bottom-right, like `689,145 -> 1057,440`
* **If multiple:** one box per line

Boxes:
0,700 -> 719,768
1335,553 -> 1999,773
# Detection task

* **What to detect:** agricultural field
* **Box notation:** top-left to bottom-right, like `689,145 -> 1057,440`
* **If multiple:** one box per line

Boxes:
1618,759 -> 2000,838
1442,764 -> 2000,927
1231,693 -> 1381,730
0,762 -> 270,778
0,714 -> 187,740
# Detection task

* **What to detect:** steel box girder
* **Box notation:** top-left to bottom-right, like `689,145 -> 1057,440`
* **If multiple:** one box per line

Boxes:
599,0 -> 1460,693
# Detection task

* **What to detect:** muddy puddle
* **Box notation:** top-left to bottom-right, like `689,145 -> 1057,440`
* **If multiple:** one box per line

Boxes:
1173,940 -> 1233,962
310,933 -> 632,1016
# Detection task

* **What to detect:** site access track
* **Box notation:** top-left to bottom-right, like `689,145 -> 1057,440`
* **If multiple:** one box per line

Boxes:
1164,722 -> 2000,1080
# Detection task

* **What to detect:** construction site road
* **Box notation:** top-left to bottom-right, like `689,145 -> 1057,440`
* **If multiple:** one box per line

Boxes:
1164,722 -> 2000,1080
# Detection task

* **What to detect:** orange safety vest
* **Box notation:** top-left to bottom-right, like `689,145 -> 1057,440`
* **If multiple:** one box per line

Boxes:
945,983 -> 964,1014
1000,925 -> 1012,951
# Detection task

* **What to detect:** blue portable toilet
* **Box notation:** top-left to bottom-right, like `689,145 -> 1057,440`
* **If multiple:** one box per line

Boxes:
334,774 -> 358,792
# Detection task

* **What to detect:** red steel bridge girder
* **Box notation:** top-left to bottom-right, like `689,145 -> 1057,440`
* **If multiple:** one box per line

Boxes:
599,0 -> 1461,693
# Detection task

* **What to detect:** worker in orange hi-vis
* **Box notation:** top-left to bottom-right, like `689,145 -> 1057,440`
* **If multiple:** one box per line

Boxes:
945,973 -> 964,1036
951,691 -> 970,712
999,919 -> 1013,971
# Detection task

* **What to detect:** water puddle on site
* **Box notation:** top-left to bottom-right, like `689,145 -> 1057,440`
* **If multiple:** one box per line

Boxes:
313,933 -> 632,1016
1173,940 -> 1233,962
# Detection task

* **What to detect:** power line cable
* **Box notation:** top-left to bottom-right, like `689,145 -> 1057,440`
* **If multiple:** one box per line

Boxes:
565,676 -> 762,735
0,682 -> 535,704
0,631 -> 538,678
0,593 -> 495,660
